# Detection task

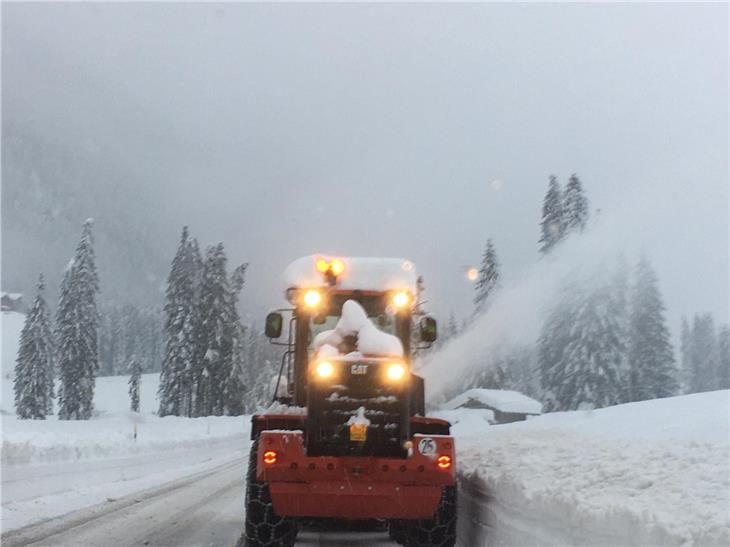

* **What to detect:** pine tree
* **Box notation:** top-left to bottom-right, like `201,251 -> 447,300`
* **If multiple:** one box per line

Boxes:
679,316 -> 692,393
563,174 -> 590,234
242,324 -> 282,412
222,262 -> 249,416
128,355 -> 142,412
688,313 -> 718,393
158,227 -> 199,417
716,324 -> 730,390
539,175 -> 565,255
539,277 -> 577,410
627,255 -> 678,401
57,219 -> 100,420
193,244 -> 230,417
474,239 -> 500,312
14,275 -> 55,419
610,256 -> 631,402
540,271 -> 625,411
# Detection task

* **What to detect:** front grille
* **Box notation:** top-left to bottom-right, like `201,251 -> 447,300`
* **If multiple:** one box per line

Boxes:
306,362 -> 409,457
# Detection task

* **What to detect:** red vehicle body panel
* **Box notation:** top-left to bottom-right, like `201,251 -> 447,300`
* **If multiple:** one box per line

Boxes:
256,429 -> 456,519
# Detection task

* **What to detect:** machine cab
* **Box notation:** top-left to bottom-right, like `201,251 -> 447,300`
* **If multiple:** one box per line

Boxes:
265,255 -> 437,457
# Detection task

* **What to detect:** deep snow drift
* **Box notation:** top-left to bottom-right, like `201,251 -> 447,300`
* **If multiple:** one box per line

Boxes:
444,390 -> 730,546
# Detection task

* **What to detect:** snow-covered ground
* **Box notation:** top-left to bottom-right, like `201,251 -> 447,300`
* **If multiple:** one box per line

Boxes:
443,390 -> 730,546
2,375 -> 249,533
2,314 -> 250,534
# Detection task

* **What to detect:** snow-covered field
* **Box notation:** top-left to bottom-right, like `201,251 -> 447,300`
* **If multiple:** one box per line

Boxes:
443,391 -> 730,546
2,312 -> 250,534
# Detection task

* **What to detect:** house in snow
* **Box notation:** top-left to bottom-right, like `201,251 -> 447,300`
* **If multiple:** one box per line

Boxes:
1,292 -> 24,313
443,388 -> 542,424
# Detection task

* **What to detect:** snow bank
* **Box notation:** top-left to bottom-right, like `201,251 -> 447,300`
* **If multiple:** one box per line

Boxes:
443,388 -> 542,415
283,255 -> 418,293
456,390 -> 730,546
314,300 -> 403,358
2,373 -> 248,466
2,413 -> 246,465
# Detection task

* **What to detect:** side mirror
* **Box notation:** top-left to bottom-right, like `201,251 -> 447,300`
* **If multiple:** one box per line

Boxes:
265,312 -> 283,339
419,316 -> 437,343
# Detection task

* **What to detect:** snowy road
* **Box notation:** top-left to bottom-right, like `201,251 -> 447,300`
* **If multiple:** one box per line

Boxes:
2,456 -> 245,547
2,447 -> 401,547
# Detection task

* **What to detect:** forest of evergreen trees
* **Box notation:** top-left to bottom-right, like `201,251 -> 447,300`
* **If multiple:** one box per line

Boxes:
12,175 -> 729,419
441,174 -> 729,411
13,221 -> 281,419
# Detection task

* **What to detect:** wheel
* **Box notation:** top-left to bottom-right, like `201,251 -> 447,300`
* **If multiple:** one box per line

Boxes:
404,486 -> 457,547
243,439 -> 298,547
388,519 -> 408,544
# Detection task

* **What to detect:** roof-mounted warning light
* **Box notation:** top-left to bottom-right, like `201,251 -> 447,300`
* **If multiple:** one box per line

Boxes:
315,257 -> 345,286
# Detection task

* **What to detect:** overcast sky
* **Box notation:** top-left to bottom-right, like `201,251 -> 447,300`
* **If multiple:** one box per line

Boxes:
3,3 -> 728,330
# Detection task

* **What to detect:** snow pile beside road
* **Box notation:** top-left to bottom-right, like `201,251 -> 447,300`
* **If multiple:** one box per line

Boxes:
456,390 -> 730,546
2,413 -> 247,465
2,373 -> 248,465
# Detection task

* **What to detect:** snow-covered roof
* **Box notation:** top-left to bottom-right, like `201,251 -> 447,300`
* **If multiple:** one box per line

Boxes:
283,255 -> 418,294
443,388 -> 542,415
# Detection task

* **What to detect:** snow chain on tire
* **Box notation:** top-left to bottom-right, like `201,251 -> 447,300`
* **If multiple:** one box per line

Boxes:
404,486 -> 457,547
244,439 -> 297,547
389,519 -> 408,544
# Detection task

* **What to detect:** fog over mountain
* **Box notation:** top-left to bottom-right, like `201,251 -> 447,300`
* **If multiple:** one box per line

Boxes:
2,3 -> 727,330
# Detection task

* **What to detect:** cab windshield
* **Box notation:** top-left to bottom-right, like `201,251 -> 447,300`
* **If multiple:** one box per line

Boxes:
308,311 -> 397,349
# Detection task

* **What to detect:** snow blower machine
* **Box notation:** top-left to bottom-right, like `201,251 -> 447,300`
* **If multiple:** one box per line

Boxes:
244,256 -> 456,547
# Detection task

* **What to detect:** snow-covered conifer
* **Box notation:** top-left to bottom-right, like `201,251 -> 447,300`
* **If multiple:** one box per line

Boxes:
474,239 -> 500,312
14,275 -> 55,419
563,173 -> 590,234
158,227 -> 198,417
539,175 -> 565,255
541,270 -> 625,411
627,255 -> 678,401
610,256 -> 631,402
688,313 -> 718,393
243,325 -> 281,412
128,355 -> 142,413
193,244 -> 230,416
679,316 -> 692,393
716,324 -> 730,390
57,219 -> 100,420
222,262 -> 249,416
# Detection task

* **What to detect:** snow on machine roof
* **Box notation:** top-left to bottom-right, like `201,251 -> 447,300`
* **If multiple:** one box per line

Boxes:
283,255 -> 418,294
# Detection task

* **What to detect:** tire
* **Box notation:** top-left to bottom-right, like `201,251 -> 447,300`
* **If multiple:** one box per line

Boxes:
388,519 -> 408,544
404,486 -> 457,547
243,439 -> 297,547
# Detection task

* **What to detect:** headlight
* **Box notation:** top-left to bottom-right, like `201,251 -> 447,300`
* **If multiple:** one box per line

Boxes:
386,363 -> 406,381
303,289 -> 322,308
392,291 -> 410,308
316,361 -> 334,378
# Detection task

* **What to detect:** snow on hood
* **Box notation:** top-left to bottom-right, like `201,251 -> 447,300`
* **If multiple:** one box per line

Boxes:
314,300 -> 404,358
283,255 -> 417,293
